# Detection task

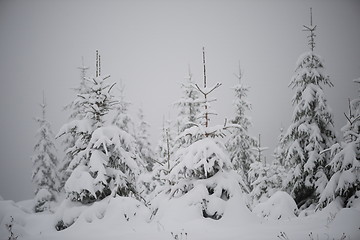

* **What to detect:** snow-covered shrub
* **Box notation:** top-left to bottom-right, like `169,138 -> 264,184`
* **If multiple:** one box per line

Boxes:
5,216 -> 18,240
152,170 -> 248,223
252,191 -> 298,220
55,196 -> 150,231
34,188 -> 53,212
54,198 -> 87,231
0,201 -> 27,239
248,161 -> 284,207
170,138 -> 232,182
163,136 -> 249,220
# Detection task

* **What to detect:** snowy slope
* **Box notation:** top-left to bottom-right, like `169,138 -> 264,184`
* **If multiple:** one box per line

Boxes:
1,195 -> 359,240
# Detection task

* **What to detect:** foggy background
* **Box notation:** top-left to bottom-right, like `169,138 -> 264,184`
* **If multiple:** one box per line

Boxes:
0,0 -> 359,202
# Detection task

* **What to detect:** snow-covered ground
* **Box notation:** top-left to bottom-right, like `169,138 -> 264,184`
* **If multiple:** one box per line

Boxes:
1,194 -> 359,240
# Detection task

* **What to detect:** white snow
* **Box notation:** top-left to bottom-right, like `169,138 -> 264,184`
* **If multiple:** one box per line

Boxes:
253,191 -> 298,220
34,188 -> 52,203
65,165 -> 96,197
0,195 -> 359,240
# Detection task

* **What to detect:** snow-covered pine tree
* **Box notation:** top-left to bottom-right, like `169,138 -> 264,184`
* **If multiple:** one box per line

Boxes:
154,68 -> 203,190
248,161 -> 271,207
111,80 -> 133,134
133,107 -> 157,201
174,66 -> 202,134
154,48 -> 248,221
226,64 -> 257,188
273,126 -> 286,166
156,117 -> 175,171
248,134 -> 281,207
31,92 -> 60,212
280,10 -> 337,209
56,51 -> 140,206
65,57 -> 90,120
58,58 -> 90,190
142,117 -> 176,202
154,117 -> 176,178
318,77 -> 360,209
267,127 -> 288,193
134,107 -> 155,172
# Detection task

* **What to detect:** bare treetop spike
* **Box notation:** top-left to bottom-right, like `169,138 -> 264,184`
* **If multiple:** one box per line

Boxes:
234,61 -> 243,84
302,7 -> 317,52
95,50 -> 102,77
96,50 -> 98,77
202,47 -> 207,88
78,56 -> 89,81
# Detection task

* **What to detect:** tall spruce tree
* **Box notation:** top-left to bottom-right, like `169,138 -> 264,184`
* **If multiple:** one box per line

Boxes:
226,64 -> 257,188
280,9 -> 337,209
318,77 -> 360,209
31,92 -> 60,212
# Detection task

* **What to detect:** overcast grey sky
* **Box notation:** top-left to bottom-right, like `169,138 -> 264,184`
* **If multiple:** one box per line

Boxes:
0,0 -> 359,202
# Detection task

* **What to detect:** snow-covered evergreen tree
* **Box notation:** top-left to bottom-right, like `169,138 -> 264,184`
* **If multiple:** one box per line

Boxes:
156,117 -> 175,170
248,161 -> 269,206
273,126 -> 287,166
134,107 -> 155,172
58,58 -> 90,190
155,118 -> 176,178
226,65 -> 257,188
247,134 -> 282,207
31,93 -> 60,212
111,81 -> 133,134
318,77 -> 360,209
141,117 -> 177,203
174,66 -> 202,134
248,160 -> 285,208
280,16 -> 337,209
153,48 -> 248,220
270,127 -> 288,191
56,52 -> 140,206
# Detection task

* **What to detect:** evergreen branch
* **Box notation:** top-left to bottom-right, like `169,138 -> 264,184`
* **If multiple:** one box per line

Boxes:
319,148 -> 331,155
344,112 -> 352,124
152,159 -> 165,167
194,84 -> 206,95
103,74 -> 111,80
108,82 -> 117,93
77,94 -> 86,99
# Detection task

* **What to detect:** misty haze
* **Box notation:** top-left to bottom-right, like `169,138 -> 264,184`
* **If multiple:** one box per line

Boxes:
0,0 -> 359,239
